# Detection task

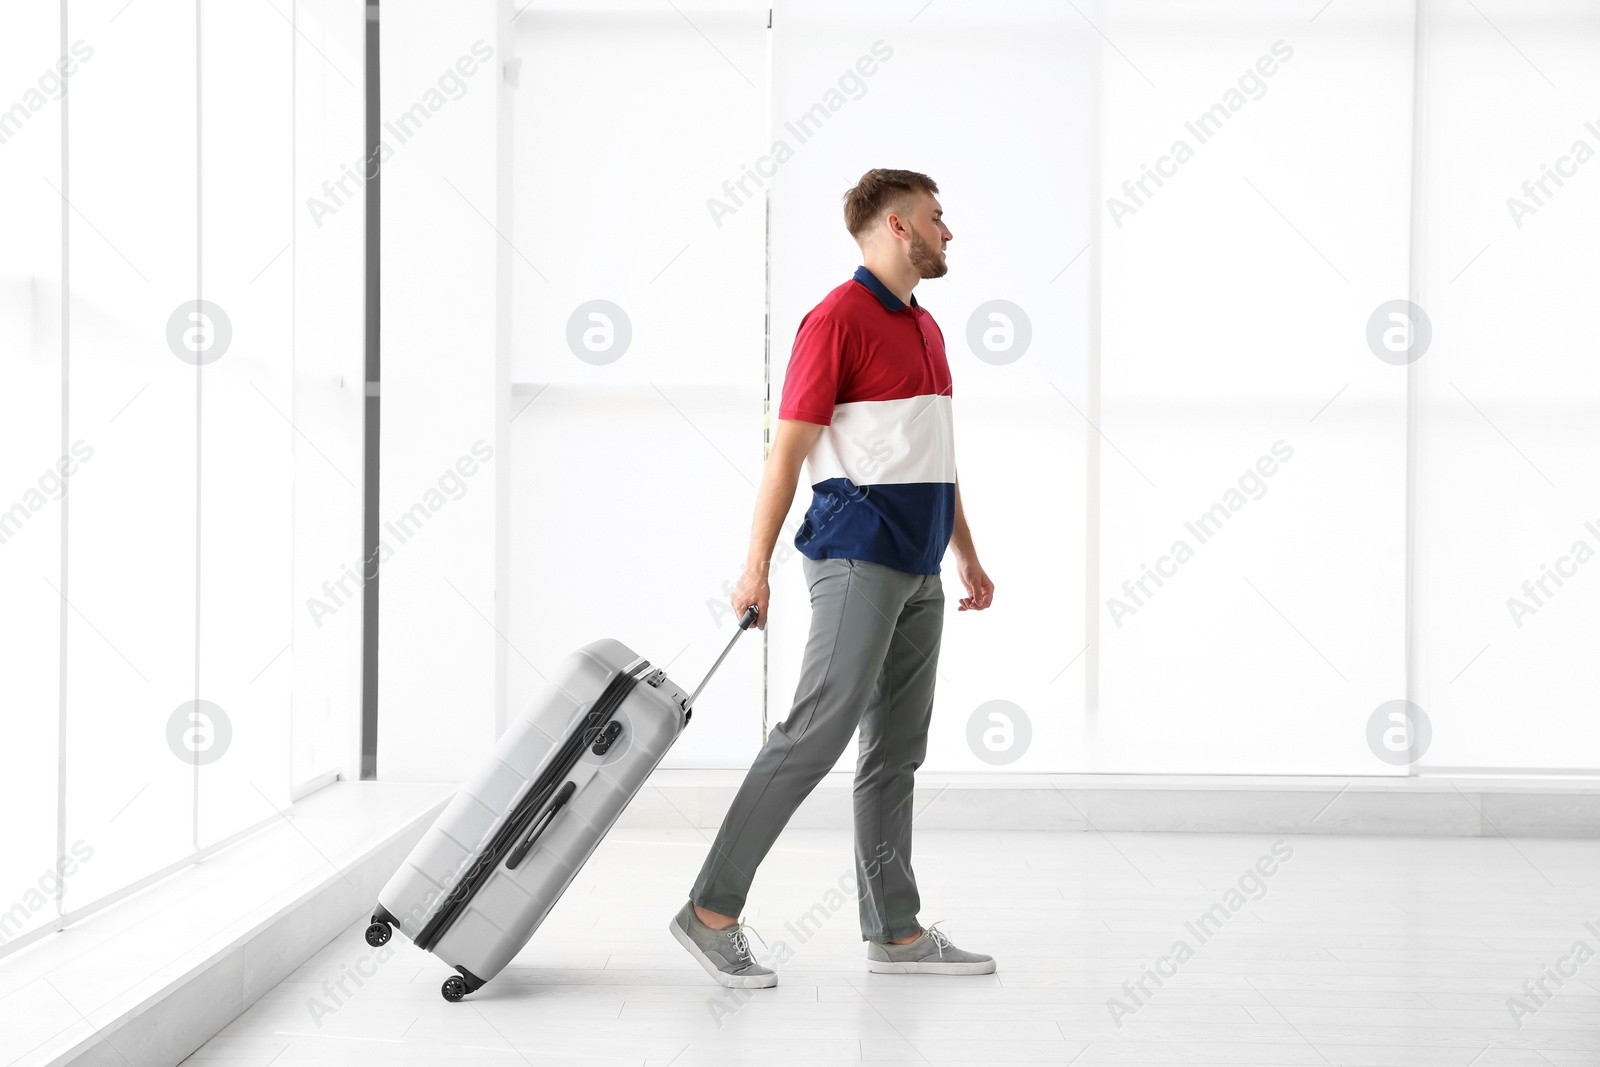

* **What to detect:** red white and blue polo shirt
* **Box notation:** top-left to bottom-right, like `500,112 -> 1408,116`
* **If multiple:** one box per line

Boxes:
778,265 -> 955,576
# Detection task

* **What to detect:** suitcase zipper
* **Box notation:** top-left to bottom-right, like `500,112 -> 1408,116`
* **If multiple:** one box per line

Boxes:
414,659 -> 651,952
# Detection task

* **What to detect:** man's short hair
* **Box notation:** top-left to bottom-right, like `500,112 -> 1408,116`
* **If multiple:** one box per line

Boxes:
842,168 -> 939,240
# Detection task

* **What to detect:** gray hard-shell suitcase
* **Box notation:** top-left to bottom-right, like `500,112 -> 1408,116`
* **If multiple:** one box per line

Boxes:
363,607 -> 758,1001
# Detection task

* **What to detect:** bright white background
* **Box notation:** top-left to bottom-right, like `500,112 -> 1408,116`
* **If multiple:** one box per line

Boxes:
1091,1 -> 1415,773
376,0 -> 1600,782
505,4 -> 770,770
1409,0 -> 1600,770
377,0 -> 1600,783
6,0 -> 1599,953
764,0 -> 1092,777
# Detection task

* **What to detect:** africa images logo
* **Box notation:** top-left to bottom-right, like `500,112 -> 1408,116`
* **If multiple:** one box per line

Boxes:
166,300 -> 233,365
167,700 -> 232,766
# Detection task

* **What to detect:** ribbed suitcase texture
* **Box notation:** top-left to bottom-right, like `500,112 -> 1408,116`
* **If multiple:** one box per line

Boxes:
369,637 -> 692,997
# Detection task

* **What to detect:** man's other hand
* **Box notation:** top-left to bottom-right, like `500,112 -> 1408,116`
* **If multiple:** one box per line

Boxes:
955,556 -> 993,611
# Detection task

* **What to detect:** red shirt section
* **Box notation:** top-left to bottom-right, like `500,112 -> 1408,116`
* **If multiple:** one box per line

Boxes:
778,272 -> 952,426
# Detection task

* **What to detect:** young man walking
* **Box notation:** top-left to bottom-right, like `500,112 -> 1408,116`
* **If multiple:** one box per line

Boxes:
670,169 -> 996,988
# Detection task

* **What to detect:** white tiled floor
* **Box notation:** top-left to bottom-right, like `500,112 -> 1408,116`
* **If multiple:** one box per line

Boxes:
183,827 -> 1600,1065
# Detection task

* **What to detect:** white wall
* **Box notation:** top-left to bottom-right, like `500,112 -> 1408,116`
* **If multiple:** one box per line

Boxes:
1410,0 -> 1600,770
378,0 -> 511,781
504,3 -> 769,769
1092,0 -> 1415,773
766,0 -> 1093,774
374,0 -> 1600,783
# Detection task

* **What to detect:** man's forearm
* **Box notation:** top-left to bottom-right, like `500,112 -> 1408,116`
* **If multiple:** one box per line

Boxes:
745,466 -> 800,573
743,420 -> 823,575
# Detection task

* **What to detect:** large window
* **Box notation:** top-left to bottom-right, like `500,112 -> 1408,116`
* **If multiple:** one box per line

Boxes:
0,0 -> 365,955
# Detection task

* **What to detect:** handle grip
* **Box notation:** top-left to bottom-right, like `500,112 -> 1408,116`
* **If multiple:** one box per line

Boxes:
738,604 -> 759,630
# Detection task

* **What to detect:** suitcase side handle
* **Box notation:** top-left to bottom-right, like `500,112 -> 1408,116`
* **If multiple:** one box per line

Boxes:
686,605 -> 758,710
504,780 -> 577,871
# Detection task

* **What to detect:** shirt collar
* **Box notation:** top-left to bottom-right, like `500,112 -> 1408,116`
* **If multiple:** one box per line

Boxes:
852,265 -> 919,312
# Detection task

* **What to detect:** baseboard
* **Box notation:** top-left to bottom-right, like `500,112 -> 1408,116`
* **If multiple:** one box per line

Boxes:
618,770 -> 1600,837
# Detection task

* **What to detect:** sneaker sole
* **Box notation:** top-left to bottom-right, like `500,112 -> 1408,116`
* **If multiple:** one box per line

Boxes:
669,917 -> 778,989
867,958 -> 997,975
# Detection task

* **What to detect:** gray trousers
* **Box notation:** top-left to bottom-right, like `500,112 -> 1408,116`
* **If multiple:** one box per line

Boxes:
690,556 -> 944,942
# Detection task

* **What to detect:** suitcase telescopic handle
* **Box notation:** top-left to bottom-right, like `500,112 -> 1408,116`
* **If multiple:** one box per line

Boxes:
686,605 -> 758,709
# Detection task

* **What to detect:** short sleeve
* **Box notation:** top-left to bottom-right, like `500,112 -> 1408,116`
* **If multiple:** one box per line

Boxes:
778,312 -> 850,425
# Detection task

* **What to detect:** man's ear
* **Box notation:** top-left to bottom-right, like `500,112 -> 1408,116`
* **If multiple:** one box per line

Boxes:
883,208 -> 910,244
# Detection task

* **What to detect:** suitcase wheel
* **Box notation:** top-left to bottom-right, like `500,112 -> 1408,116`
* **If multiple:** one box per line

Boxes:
364,922 -> 392,948
441,975 -> 468,1002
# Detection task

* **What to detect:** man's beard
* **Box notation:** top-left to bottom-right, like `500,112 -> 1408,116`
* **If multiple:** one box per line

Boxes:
908,228 -> 947,279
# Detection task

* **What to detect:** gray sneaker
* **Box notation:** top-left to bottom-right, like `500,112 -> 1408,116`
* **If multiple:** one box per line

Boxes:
867,922 -> 996,975
669,901 -> 778,989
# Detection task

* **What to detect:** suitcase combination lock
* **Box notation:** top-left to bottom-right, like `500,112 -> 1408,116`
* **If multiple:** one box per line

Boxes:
590,720 -> 624,755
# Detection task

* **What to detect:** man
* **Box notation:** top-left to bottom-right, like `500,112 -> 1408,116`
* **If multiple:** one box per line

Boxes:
669,169 -> 996,988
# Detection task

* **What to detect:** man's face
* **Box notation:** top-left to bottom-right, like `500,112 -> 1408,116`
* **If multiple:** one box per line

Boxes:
897,191 -> 952,279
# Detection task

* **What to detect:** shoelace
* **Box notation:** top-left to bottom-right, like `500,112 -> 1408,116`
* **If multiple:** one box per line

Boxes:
724,920 -> 769,966
922,920 -> 953,958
